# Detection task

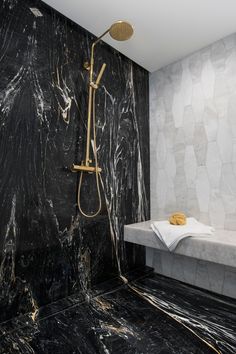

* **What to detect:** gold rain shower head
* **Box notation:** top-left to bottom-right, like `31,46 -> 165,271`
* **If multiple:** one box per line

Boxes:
109,21 -> 134,41
90,20 -> 134,47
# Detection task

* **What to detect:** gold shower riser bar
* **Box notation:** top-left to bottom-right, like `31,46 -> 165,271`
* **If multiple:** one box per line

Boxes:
71,164 -> 102,173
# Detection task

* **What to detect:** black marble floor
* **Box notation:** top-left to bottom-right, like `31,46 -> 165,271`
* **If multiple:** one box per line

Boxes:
0,273 -> 235,354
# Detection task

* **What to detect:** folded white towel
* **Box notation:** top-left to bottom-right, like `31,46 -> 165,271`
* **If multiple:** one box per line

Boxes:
151,217 -> 214,251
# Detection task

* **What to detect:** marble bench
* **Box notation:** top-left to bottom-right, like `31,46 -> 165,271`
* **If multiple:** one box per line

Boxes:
124,220 -> 236,299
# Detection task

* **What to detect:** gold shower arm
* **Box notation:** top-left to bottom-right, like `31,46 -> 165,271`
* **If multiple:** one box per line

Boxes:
89,29 -> 109,82
92,29 -> 110,46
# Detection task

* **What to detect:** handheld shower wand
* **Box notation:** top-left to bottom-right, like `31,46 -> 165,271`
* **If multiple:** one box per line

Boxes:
71,21 -> 134,217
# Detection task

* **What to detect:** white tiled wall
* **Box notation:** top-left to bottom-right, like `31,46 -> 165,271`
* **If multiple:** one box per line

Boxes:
150,33 -> 236,230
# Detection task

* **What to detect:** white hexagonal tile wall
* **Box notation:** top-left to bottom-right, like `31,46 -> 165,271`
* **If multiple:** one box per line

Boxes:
206,142 -> 221,188
193,124 -> 208,166
165,151 -> 176,181
156,169 -> 168,208
220,163 -> 236,196
184,146 -> 197,188
203,104 -> 218,142
172,91 -> 184,128
227,94 -> 236,138
192,83 -> 205,122
180,59 -> 193,106
150,33 -> 236,230
201,59 -> 215,99
209,191 -> 225,229
156,132 -> 167,167
217,120 -> 233,163
182,106 -> 195,145
196,167 -> 210,213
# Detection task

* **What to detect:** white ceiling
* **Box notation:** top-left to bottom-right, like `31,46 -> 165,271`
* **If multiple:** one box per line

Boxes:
43,0 -> 236,72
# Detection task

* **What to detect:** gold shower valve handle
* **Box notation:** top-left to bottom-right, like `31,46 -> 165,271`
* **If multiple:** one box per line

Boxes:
71,164 -> 102,173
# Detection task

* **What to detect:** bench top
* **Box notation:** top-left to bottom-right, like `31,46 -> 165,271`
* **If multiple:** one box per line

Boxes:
124,220 -> 236,268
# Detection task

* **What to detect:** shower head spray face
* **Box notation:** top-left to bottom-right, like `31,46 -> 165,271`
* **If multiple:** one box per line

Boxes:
109,21 -> 134,41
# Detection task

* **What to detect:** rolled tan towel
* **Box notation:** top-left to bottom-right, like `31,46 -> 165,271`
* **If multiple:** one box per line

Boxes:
169,212 -> 186,225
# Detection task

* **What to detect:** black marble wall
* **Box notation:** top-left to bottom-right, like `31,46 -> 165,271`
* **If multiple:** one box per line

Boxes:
0,0 -> 150,321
